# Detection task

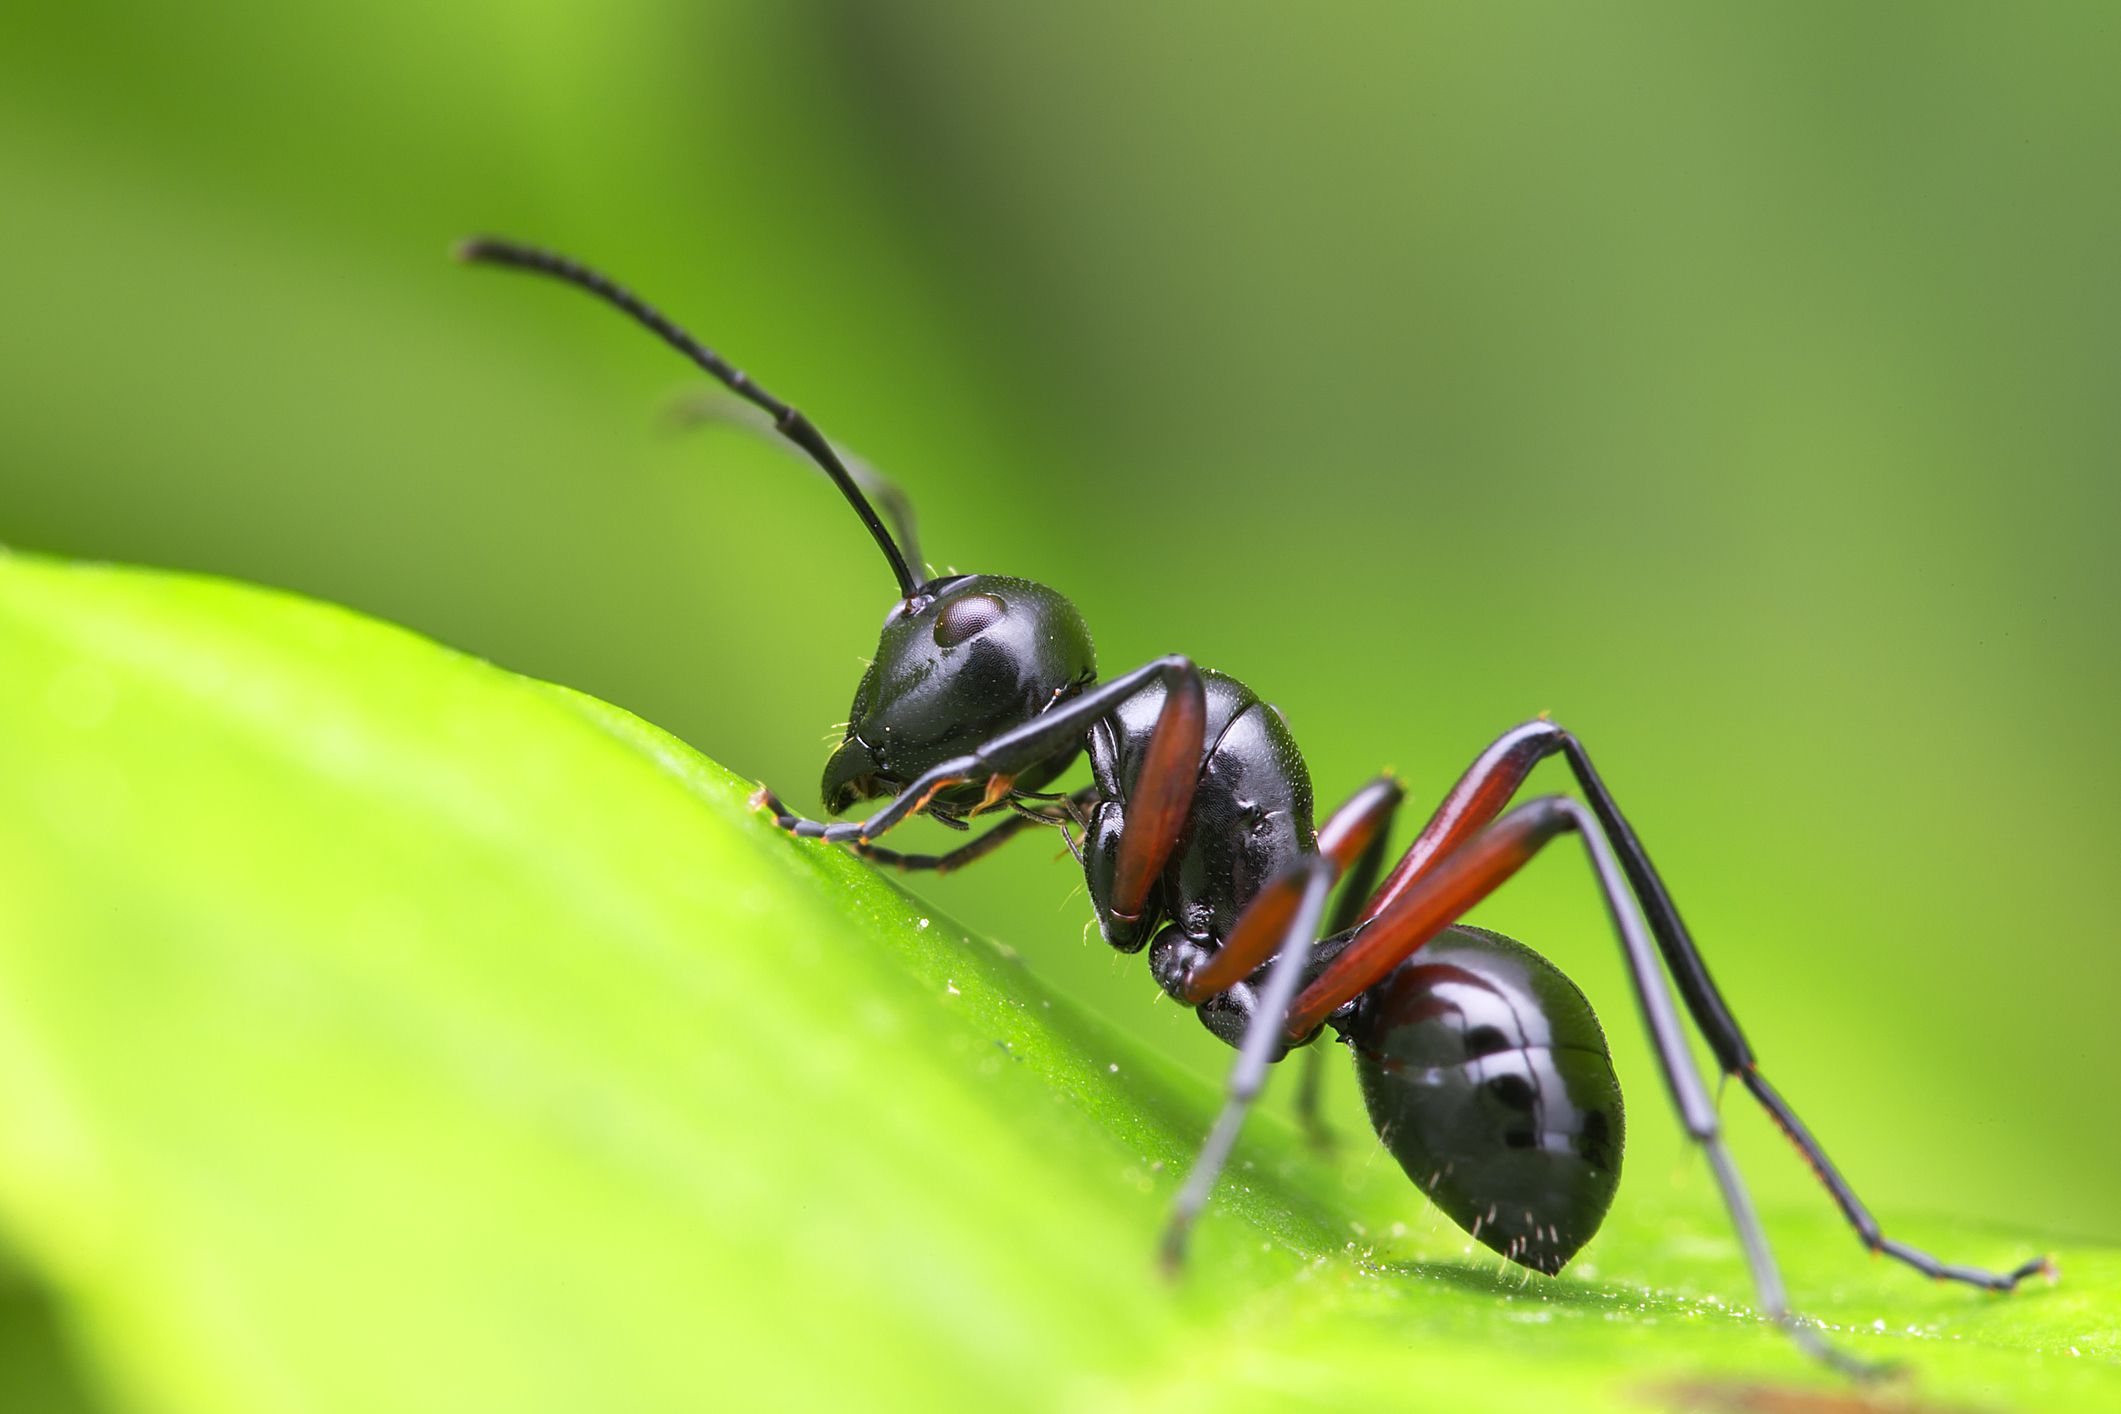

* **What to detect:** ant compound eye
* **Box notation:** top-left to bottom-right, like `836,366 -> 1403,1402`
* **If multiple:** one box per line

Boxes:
933,592 -> 1006,647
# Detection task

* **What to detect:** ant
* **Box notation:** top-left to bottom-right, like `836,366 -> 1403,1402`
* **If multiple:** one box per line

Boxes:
459,237 -> 2051,1374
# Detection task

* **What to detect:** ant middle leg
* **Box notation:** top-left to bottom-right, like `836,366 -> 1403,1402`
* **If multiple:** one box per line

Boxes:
1158,857 -> 1337,1271
1292,1045 -> 1332,1153
1157,777 -> 1401,1259
1292,777 -> 1406,1147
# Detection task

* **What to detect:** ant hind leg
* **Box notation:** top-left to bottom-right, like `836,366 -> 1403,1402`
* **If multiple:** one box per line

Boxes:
1553,732 -> 2052,1293
1283,795 -> 1886,1376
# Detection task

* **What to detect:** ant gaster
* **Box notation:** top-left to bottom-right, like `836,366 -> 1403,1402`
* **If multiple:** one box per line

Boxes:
459,238 -> 2051,1374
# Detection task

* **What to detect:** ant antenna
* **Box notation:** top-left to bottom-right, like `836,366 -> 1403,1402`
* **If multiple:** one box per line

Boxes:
457,237 -> 921,598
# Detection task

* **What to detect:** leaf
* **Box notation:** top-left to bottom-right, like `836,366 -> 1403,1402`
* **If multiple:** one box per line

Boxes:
0,551 -> 2112,1414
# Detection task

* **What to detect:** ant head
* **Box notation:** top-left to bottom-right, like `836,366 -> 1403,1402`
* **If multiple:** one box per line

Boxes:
824,575 -> 1095,816
452,240 -> 1098,817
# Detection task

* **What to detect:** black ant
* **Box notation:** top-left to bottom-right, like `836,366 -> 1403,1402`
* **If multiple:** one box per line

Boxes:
459,237 -> 2051,1374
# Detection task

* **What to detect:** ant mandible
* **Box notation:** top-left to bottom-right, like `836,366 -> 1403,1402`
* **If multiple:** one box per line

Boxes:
459,237 -> 2050,1374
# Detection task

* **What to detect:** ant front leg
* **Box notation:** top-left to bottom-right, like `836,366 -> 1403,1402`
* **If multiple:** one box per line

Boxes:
822,788 -> 1097,875
1079,662 -> 1210,951
759,655 -> 1203,848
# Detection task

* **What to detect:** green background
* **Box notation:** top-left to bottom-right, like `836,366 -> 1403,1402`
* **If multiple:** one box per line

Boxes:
3,0 -> 2115,1352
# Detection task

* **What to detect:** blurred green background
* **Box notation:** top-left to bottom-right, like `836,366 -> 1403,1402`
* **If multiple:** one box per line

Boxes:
3,0 -> 2116,1265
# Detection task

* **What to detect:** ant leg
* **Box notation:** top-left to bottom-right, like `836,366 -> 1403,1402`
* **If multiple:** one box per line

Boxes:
1280,797 -> 1877,1375
1208,775 -> 1404,1145
829,787 -> 1097,874
1320,777 -> 1405,898
1292,1047 -> 1332,1152
1348,720 -> 2048,1292
1162,779 -> 1400,1244
1293,781 -> 1403,1148
1356,720 -> 1558,924
1102,667 -> 1209,921
1285,795 -> 1581,1037
756,655 -> 1201,846
1552,733 -> 2051,1292
1160,856 -> 1335,1271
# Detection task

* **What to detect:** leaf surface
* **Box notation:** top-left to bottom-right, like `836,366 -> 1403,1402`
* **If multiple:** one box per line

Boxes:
0,554 -> 2111,1413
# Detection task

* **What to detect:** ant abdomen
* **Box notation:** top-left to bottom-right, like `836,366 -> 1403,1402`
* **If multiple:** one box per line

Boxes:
1344,925 -> 1625,1275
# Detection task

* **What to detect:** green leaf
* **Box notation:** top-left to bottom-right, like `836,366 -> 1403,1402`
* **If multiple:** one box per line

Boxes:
0,551 -> 2112,1414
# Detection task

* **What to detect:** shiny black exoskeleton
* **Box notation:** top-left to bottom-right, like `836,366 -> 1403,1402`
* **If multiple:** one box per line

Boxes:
823,575 -> 1095,818
1090,668 -> 1310,956
816,573 -> 1624,1270
460,238 -> 2052,1375
1346,926 -> 1623,1275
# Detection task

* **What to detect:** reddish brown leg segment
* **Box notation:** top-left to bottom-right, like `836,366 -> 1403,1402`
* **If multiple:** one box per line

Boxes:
1357,719 -> 1561,925
1108,668 -> 1208,919
1178,868 -> 1315,1005
1315,775 -> 1405,874
1286,794 -> 1574,1039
